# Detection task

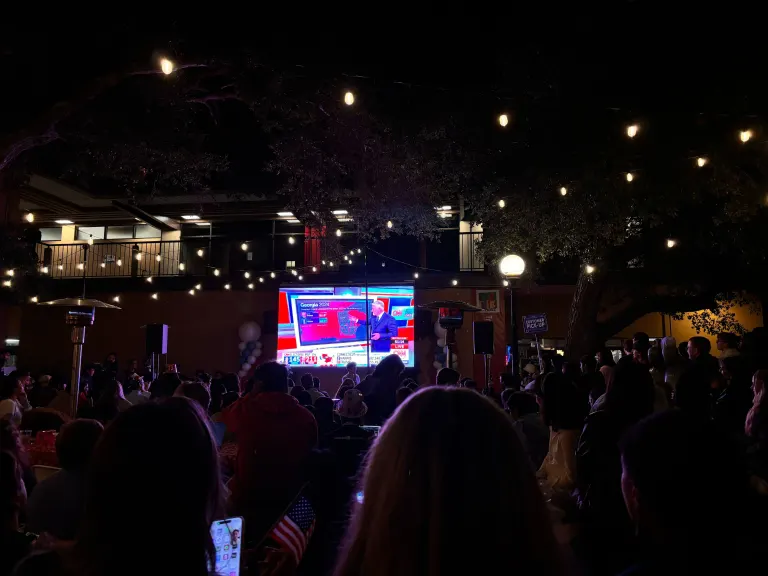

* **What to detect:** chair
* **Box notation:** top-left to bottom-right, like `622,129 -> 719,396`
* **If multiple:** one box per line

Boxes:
32,465 -> 61,482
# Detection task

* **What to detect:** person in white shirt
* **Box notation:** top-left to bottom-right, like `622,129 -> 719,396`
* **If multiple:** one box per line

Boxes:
342,362 -> 361,386
0,374 -> 29,425
126,377 -> 151,406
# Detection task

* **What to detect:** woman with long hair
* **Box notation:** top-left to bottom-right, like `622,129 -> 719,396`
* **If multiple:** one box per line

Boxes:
334,387 -> 561,576
15,397 -> 225,576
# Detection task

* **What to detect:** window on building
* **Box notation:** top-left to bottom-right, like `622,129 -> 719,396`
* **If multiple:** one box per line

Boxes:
134,225 -> 161,239
106,226 -> 135,239
286,260 -> 296,269
459,221 -> 484,271
40,228 -> 62,241
76,226 -> 105,241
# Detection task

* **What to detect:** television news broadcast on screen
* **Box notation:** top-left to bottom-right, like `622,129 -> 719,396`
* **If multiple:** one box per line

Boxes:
277,284 -> 415,368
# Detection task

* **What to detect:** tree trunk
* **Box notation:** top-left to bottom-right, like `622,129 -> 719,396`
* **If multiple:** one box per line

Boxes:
565,272 -> 605,359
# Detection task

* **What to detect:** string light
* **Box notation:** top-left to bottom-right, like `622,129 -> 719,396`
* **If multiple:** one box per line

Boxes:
146,277 -> 153,283
189,289 -> 196,295
503,279 -> 509,286
87,237 -> 94,246
452,279 -> 458,286
336,229 -> 342,237
24,213 -> 34,223
159,58 -> 174,75
344,91 -> 355,106
666,239 -> 677,248
312,266 -> 317,272
213,269 -> 220,276
244,271 -> 251,279
498,199 -> 506,208
344,255 -> 348,261
386,221 -> 393,229
30,296 -> 38,303
5,270 -> 14,277
155,254 -> 162,262
625,172 -> 634,182
349,259 -> 353,264
100,263 -> 106,268
197,249 -> 204,257
112,296 -> 120,303
195,284 -> 202,291
136,252 -> 142,261
498,114 -> 509,127
291,269 -> 298,276
626,124 -> 639,138
560,186 -> 568,196
298,275 -> 303,280
224,284 -> 231,290
270,272 -> 276,278
1,280 -> 10,287
41,266 -> 48,274
58,265 -> 63,271
179,263 -> 185,271
247,283 -> 254,290
357,249 -> 361,254
259,277 -> 264,283
740,130 -> 753,143
585,264 -> 596,274
151,293 -> 158,300
322,260 -> 326,265
116,259 -> 122,267
414,272 -> 419,278
77,263 -> 84,270
240,243 -> 248,251
329,262 -> 334,267
288,236 -> 295,245
696,157 -> 708,167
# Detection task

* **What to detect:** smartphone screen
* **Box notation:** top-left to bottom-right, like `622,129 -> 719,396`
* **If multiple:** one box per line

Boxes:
210,517 -> 244,576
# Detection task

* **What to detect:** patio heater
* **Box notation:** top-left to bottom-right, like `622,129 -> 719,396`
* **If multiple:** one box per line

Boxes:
37,298 -> 121,416
418,300 -> 482,375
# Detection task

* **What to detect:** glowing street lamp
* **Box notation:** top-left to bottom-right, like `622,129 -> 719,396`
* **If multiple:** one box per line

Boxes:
500,254 -> 526,375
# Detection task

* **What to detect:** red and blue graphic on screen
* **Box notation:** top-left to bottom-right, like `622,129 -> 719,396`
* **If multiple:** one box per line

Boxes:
277,285 -> 415,368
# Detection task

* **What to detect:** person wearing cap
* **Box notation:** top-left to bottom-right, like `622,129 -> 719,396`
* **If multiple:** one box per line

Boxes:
27,375 -> 58,408
333,390 -> 375,440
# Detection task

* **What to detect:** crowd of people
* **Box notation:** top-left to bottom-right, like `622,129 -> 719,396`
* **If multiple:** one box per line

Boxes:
0,331 -> 767,575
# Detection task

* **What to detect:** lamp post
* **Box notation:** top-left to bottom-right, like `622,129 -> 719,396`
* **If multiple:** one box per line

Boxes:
500,254 -> 526,376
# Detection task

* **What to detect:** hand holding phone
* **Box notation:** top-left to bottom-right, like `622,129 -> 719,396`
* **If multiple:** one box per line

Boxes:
210,517 -> 244,576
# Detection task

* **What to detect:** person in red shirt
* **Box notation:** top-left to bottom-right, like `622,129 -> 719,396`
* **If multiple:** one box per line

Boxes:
223,362 -> 317,540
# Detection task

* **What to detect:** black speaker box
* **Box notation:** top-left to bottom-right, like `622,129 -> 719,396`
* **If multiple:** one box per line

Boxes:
473,321 -> 494,355
144,324 -> 168,355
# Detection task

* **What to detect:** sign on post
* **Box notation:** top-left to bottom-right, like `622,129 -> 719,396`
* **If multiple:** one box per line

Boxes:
523,313 -> 548,334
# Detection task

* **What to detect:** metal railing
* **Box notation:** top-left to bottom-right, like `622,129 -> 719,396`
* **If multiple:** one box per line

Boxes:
459,231 -> 485,271
37,241 -> 183,278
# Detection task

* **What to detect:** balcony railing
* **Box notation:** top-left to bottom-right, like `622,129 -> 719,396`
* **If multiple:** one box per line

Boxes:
37,241 -> 183,279
459,231 -> 484,272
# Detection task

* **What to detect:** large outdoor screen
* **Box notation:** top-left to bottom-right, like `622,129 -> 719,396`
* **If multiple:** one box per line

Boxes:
277,284 -> 415,368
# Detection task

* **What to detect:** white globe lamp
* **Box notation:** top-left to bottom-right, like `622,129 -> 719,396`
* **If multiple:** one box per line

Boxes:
499,254 -> 525,278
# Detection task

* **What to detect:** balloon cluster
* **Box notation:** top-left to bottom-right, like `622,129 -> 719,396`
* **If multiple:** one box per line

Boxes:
237,321 -> 263,380
432,320 -> 459,371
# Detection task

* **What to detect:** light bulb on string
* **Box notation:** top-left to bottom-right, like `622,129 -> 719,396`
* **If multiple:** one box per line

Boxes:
498,199 -> 506,208
100,263 -> 106,268
179,263 -> 185,271
244,271 -> 251,279
240,243 -> 248,251
5,270 -> 14,277
195,284 -> 202,291
666,239 -> 677,248
498,114 -> 509,127
24,213 -> 34,223
696,157 -> 708,167
357,248 -> 361,254
112,296 -> 120,303
386,221 -> 393,229
197,249 -> 204,257
146,277 -> 153,283
336,229 -> 342,237
159,58 -> 174,75
740,130 -> 753,143
329,262 -> 334,267
626,124 -> 639,138
1,280 -> 11,287
288,236 -> 295,245
585,264 -> 596,274
291,269 -> 298,276
30,296 -> 38,303
151,293 -> 158,300
503,279 -> 510,286
298,275 -> 303,280
248,283 -> 254,290
116,259 -> 122,267
560,187 -> 568,196
213,269 -> 220,276
136,252 -> 142,261
189,289 -> 196,296
58,265 -> 63,271
224,284 -> 231,290
344,91 -> 355,106
452,279 -> 458,286
321,260 -> 326,265
414,272 -> 419,279
259,277 -> 264,283
270,272 -> 276,278
77,263 -> 84,270
41,266 -> 48,274
626,172 -> 634,182
155,254 -> 162,262
312,266 -> 317,272
87,237 -> 94,246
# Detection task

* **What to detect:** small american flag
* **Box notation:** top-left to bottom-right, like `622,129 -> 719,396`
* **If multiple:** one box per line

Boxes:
267,492 -> 316,565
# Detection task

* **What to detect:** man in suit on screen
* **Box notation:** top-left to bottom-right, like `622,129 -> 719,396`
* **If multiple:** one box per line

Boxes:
369,300 -> 399,353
